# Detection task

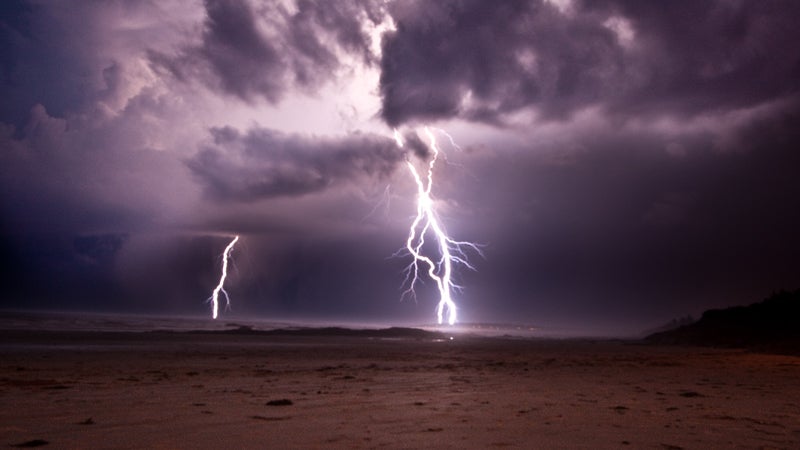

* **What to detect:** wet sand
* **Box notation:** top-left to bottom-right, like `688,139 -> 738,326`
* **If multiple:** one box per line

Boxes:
1,330 -> 799,449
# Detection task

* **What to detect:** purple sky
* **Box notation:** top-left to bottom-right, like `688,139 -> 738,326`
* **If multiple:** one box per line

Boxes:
2,0 -> 799,334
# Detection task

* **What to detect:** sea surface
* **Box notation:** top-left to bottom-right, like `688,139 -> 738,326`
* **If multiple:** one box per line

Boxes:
0,310 -> 354,333
0,310 -> 581,338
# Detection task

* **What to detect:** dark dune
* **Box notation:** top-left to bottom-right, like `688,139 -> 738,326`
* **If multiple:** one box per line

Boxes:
646,289 -> 800,354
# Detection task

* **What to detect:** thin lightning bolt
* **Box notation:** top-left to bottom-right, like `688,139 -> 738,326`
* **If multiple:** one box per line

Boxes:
208,235 -> 239,319
361,183 -> 393,223
430,127 -> 463,152
394,128 -> 481,325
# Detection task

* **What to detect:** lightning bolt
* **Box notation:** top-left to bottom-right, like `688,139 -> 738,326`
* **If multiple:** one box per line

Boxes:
394,128 -> 481,325
208,235 -> 239,319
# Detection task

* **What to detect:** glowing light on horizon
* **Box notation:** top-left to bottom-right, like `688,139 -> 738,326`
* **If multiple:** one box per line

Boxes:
394,128 -> 481,325
208,235 -> 239,319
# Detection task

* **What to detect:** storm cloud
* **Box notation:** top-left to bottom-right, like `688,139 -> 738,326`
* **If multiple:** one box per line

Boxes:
150,0 -> 386,103
187,126 -> 403,201
2,0 -> 800,333
379,0 -> 800,126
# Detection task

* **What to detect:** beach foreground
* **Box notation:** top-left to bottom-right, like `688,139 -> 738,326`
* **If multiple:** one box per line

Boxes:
1,330 -> 799,449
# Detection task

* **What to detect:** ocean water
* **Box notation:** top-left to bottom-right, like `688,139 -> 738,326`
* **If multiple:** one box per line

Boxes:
0,310 -> 577,338
0,310 -> 297,333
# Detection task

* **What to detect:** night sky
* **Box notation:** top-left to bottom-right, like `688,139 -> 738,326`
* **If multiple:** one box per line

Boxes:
2,0 -> 799,334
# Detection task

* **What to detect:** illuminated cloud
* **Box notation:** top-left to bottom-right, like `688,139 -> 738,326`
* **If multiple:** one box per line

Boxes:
149,0 -> 386,103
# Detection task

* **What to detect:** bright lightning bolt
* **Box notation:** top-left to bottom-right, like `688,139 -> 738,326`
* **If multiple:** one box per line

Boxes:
394,128 -> 481,325
208,235 -> 239,319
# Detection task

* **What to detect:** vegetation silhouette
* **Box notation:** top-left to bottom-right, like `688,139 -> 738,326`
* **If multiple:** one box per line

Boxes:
647,289 -> 800,354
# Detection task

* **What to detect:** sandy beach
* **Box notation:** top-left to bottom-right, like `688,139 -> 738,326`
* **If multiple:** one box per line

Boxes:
1,329 -> 799,449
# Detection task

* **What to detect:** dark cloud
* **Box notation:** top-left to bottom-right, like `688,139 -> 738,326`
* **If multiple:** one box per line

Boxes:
0,102 -> 194,237
198,0 -> 285,101
588,0 -> 800,116
0,232 -> 128,310
457,107 -> 800,328
0,1 -> 95,126
379,0 -> 800,126
187,126 -> 403,201
150,0 -> 384,103
379,0 -> 625,126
